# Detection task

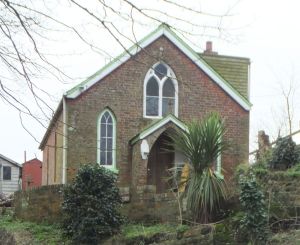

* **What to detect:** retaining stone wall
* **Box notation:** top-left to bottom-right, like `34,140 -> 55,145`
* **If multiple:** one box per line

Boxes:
257,173 -> 300,226
14,185 -> 64,223
14,184 -> 178,224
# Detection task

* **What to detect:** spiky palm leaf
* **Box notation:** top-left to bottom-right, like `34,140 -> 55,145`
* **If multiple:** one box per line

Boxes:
168,112 -> 228,222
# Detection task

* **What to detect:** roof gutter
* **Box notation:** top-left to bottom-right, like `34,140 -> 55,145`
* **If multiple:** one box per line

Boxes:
62,95 -> 68,184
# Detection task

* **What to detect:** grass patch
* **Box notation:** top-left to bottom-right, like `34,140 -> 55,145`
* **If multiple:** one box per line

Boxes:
0,215 -> 70,244
0,215 -> 190,244
122,223 -> 179,239
270,230 -> 300,244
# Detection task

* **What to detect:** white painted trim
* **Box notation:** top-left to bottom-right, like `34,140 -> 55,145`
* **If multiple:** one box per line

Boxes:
62,96 -> 67,184
97,109 -> 117,172
248,62 -> 251,99
143,62 -> 178,118
215,134 -> 223,177
139,115 -> 187,141
216,153 -> 221,175
66,25 -> 250,111
0,164 -> 2,193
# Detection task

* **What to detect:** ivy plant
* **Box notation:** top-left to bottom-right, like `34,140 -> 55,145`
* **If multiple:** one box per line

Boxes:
239,172 -> 268,244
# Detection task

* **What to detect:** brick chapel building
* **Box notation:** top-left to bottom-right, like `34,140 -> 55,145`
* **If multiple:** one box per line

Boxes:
39,25 -> 251,214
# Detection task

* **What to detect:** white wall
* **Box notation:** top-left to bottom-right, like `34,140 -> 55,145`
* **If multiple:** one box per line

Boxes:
0,157 -> 21,195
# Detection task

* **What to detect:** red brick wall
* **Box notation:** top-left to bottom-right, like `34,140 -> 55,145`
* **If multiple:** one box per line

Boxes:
65,36 -> 249,185
22,158 -> 42,190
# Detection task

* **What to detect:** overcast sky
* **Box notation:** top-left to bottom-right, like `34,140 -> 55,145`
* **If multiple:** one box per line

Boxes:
1,0 -> 300,163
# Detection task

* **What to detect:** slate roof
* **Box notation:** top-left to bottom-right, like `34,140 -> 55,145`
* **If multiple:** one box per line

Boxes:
200,54 -> 250,99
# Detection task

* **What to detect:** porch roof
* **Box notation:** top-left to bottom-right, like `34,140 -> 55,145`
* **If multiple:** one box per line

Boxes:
129,114 -> 187,145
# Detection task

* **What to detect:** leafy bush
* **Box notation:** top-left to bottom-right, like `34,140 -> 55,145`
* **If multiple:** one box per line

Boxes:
239,172 -> 268,244
255,148 -> 272,168
61,164 -> 124,244
270,137 -> 299,169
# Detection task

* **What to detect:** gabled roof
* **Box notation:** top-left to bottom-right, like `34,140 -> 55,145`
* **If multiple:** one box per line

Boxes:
23,158 -> 42,165
200,53 -> 250,99
130,114 -> 187,145
66,24 -> 251,111
0,154 -> 22,168
39,100 -> 63,150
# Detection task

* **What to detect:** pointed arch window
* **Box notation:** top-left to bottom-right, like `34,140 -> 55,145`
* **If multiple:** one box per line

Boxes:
144,62 -> 178,118
97,110 -> 117,171
146,77 -> 159,116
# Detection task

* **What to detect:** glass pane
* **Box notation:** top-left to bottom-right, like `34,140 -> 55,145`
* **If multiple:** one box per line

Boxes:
163,78 -> 175,97
146,97 -> 159,116
100,151 -> 106,165
100,123 -> 106,137
154,63 -> 167,79
146,77 -> 159,96
3,166 -> 11,180
107,124 -> 113,137
107,114 -> 112,124
101,114 -> 106,124
100,138 -> 106,150
104,111 -> 110,119
107,138 -> 113,150
107,151 -> 113,165
162,98 -> 175,116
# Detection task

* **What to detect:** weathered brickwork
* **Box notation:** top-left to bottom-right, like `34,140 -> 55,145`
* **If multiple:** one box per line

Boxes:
14,184 -> 177,224
64,36 -> 249,187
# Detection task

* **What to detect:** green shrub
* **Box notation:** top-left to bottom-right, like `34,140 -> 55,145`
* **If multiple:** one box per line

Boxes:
235,163 -> 250,176
61,164 -> 124,244
239,172 -> 268,244
270,137 -> 299,170
255,148 -> 273,167
214,223 -> 234,244
252,162 -> 269,178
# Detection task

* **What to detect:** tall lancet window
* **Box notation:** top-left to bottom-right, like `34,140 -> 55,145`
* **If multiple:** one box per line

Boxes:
97,110 -> 116,171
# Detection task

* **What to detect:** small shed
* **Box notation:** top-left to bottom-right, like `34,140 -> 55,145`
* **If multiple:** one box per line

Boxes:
22,158 -> 42,190
0,154 -> 22,195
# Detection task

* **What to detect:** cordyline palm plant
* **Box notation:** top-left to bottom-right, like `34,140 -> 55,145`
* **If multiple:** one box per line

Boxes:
168,113 -> 228,223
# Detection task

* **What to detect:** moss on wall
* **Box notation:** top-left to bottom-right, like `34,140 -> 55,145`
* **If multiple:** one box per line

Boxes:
14,185 -> 64,224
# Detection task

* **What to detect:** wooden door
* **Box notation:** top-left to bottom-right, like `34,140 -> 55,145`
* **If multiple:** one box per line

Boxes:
147,134 -> 174,193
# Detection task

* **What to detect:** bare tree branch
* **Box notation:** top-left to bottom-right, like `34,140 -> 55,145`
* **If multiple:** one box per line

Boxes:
0,0 -> 237,146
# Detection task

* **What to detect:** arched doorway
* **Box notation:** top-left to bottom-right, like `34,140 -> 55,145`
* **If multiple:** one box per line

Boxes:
147,132 -> 174,193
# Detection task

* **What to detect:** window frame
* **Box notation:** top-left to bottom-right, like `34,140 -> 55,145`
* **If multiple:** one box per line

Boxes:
215,153 -> 222,177
143,62 -> 178,118
3,166 -> 12,181
97,109 -> 117,173
214,135 -> 223,178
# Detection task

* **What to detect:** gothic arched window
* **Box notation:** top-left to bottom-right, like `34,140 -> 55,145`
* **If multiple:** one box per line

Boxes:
144,62 -> 178,118
97,110 -> 116,171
